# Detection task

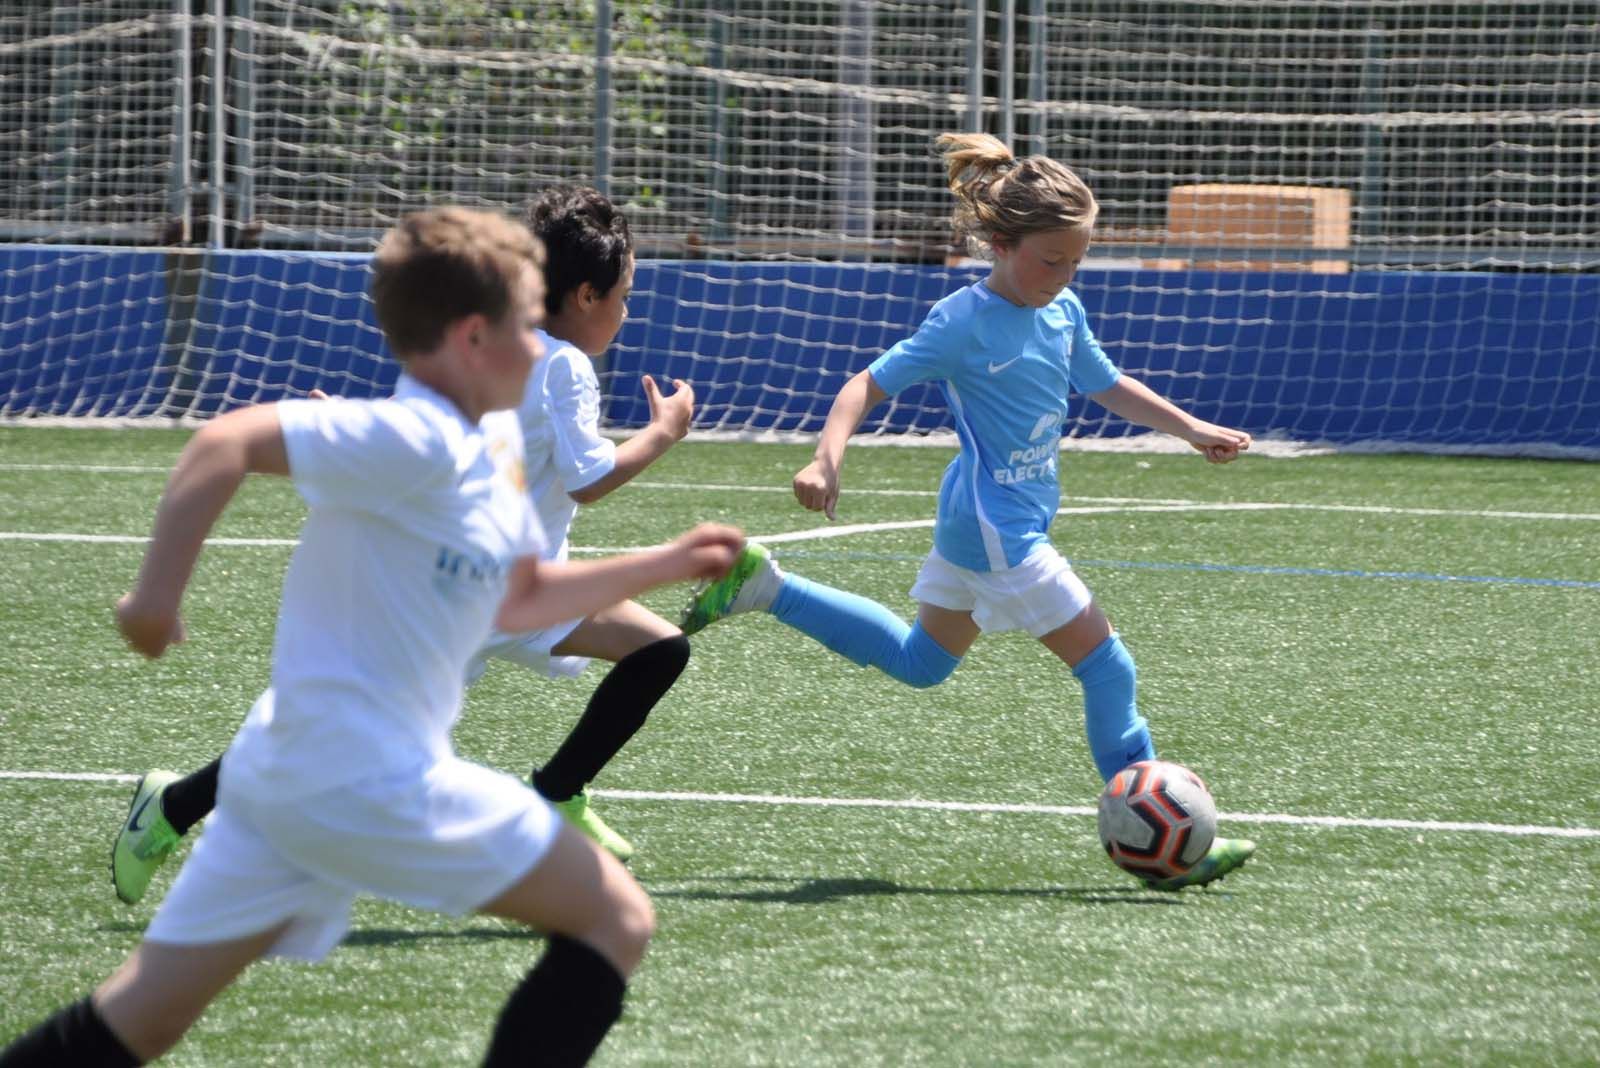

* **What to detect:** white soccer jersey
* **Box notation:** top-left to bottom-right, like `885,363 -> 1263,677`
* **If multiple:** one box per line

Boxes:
514,328 -> 616,561
222,375 -> 545,802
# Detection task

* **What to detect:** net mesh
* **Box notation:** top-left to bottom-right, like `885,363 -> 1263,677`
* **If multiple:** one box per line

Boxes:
2,2 -> 1596,452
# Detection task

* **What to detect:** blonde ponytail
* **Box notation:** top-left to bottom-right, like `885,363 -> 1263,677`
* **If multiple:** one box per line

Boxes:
935,131 -> 1098,257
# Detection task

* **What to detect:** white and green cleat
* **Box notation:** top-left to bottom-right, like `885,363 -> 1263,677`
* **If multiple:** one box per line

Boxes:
552,788 -> 635,862
111,770 -> 182,905
1142,837 -> 1256,892
679,542 -> 782,637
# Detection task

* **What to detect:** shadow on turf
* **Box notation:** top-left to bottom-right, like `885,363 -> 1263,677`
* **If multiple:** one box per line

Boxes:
649,875 -> 1184,907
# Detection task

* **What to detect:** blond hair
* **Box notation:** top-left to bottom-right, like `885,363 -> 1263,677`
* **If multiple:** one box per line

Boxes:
370,206 -> 544,359
935,132 -> 1098,257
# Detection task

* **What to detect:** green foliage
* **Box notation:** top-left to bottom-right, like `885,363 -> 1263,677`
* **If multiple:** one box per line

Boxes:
300,1 -> 702,209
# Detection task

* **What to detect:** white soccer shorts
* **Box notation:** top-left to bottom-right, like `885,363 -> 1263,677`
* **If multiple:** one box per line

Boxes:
145,756 -> 560,961
910,542 -> 1093,637
466,618 -> 590,685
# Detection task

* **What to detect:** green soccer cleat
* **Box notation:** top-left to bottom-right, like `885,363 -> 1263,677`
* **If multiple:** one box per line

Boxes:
1142,837 -> 1256,892
551,788 -> 635,862
679,542 -> 781,637
111,770 -> 183,905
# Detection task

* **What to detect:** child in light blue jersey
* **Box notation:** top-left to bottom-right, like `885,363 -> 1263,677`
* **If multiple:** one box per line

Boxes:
683,132 -> 1256,891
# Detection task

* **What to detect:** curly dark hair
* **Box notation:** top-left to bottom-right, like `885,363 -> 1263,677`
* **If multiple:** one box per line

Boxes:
524,185 -> 634,317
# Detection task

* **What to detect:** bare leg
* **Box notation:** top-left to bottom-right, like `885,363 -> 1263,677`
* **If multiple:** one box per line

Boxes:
1036,601 -> 1113,668
478,823 -> 653,976
550,599 -> 679,662
476,826 -> 651,1065
94,923 -> 288,1060
532,601 -> 690,831
914,602 -> 983,659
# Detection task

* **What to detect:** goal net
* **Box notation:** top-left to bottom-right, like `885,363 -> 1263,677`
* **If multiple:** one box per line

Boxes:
3,1 -> 1597,454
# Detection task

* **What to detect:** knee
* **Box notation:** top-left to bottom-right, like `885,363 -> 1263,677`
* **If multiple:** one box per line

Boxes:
652,633 -> 691,675
605,881 -> 656,976
899,627 -> 961,689
97,994 -> 197,1061
902,659 -> 957,689
631,633 -> 690,682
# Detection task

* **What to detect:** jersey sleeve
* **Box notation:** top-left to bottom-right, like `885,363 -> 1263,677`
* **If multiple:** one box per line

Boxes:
1066,300 -> 1121,394
542,348 -> 617,493
866,300 -> 963,395
278,397 -> 450,512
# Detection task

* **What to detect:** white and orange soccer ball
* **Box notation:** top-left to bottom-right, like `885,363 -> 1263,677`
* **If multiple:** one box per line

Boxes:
1097,760 -> 1218,881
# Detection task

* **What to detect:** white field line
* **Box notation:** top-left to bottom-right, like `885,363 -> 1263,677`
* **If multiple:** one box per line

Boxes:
0,532 -> 298,546
4,771 -> 1593,840
4,462 -> 1598,525
5,461 -> 1600,522
5,494 -> 1600,554
597,789 -> 1600,840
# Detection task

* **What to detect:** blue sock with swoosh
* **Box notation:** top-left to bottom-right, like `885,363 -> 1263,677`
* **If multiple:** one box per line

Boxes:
1073,633 -> 1154,781
771,575 -> 960,688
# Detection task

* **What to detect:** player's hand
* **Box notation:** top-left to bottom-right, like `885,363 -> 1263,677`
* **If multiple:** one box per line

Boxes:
115,591 -> 187,659
1186,422 -> 1252,464
793,459 -> 840,520
643,374 -> 694,441
669,523 -> 745,581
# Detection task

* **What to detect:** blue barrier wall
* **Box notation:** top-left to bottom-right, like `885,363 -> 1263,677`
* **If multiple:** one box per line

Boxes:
3,246 -> 1597,451
0,246 -> 171,417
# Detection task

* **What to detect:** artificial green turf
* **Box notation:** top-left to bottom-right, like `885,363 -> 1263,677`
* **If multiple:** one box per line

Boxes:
1,427 -> 1597,1065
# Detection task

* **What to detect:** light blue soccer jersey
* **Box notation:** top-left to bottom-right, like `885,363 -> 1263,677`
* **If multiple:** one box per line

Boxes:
867,281 -> 1120,573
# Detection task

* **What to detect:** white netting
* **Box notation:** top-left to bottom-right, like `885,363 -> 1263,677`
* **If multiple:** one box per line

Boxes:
2,2 -> 1597,452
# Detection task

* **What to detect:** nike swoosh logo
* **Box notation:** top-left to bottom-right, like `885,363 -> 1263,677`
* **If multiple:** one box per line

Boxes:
128,789 -> 159,833
987,356 -> 1023,374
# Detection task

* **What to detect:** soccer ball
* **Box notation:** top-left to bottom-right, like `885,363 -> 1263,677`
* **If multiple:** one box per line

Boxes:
1097,760 -> 1217,880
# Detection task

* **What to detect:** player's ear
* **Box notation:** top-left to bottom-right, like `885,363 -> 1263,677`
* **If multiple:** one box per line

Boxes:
447,312 -> 488,358
575,281 -> 599,310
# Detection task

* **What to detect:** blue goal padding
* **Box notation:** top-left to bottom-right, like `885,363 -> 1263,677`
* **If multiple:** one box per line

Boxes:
2,245 -> 1596,451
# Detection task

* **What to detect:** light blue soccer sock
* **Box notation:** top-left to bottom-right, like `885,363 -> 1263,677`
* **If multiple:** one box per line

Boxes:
770,575 -> 960,689
1072,633 -> 1155,782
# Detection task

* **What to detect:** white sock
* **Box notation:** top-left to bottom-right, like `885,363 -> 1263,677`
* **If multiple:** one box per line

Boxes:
730,551 -> 785,614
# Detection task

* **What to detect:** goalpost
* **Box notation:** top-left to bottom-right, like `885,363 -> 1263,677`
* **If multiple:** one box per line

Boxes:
2,1 -> 1597,455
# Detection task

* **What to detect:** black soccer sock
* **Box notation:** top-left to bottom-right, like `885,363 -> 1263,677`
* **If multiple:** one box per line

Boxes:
160,757 -> 221,836
532,635 -> 689,801
481,935 -> 626,1067
0,996 -> 142,1067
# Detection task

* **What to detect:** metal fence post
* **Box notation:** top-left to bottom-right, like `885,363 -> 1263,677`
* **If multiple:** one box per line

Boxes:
1000,0 -> 1015,148
1359,23 -> 1387,251
1029,0 -> 1047,156
840,0 -> 875,250
171,0 -> 193,243
708,11 -> 730,246
966,0 -> 984,133
235,0 -> 256,236
209,0 -> 226,248
594,0 -> 612,194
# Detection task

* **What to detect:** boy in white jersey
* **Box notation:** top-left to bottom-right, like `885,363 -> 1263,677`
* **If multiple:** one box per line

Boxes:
683,133 -> 1257,892
1,207 -> 743,1066
110,187 -> 688,900
470,184 -> 695,858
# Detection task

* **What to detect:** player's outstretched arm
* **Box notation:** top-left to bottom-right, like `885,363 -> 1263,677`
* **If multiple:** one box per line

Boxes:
1088,376 -> 1252,464
794,368 -> 888,519
116,404 -> 290,658
570,374 -> 694,504
496,522 -> 742,633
